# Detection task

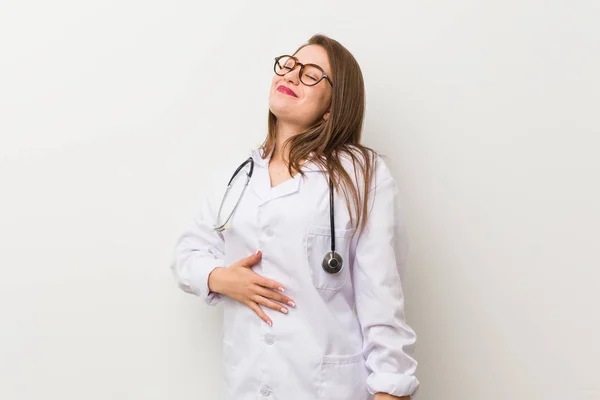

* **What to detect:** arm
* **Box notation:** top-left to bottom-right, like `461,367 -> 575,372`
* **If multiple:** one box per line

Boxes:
353,173 -> 419,398
170,180 -> 226,306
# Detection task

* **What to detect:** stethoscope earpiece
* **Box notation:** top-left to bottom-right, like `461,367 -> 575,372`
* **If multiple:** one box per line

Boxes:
322,251 -> 343,274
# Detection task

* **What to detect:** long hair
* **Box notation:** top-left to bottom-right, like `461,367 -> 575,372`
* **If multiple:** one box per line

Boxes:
260,33 -> 377,235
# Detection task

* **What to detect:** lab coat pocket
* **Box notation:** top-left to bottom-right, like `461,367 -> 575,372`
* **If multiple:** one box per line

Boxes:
305,225 -> 353,290
319,351 -> 369,400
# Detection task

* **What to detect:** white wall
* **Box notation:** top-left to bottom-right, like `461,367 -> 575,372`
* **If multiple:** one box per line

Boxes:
1,1 -> 598,399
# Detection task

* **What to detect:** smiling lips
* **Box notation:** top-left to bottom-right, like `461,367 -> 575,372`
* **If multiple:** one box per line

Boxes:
277,85 -> 297,97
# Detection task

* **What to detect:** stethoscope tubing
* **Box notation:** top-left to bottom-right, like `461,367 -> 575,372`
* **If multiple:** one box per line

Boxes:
214,156 -> 343,274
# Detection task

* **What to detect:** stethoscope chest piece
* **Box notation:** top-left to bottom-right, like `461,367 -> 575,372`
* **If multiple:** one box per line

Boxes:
322,251 -> 343,274
217,156 -> 346,275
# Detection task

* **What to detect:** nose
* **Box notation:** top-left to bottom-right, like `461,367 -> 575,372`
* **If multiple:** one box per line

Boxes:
283,64 -> 301,85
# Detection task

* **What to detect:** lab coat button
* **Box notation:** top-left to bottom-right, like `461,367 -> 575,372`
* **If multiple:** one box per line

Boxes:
264,333 -> 275,345
259,386 -> 271,396
264,226 -> 274,237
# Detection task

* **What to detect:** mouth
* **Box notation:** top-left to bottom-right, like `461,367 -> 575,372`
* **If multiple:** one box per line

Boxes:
277,85 -> 297,97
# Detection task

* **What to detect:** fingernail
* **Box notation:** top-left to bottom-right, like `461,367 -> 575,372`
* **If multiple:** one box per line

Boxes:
255,249 -> 260,255
278,287 -> 284,292
280,308 -> 288,314
267,320 -> 272,326
287,301 -> 295,308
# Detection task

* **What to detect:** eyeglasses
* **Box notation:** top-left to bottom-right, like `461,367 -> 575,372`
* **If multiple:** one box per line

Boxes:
274,55 -> 333,87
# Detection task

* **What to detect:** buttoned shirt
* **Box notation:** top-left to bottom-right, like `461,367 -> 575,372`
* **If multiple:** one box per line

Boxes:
170,147 -> 419,400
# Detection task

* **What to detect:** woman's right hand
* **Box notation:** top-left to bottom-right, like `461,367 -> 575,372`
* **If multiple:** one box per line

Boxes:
207,250 -> 295,326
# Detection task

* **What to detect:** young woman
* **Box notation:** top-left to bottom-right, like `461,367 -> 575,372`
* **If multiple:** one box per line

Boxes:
171,34 -> 419,400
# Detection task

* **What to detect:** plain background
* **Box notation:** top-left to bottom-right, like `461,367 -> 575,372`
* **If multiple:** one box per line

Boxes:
1,1 -> 599,399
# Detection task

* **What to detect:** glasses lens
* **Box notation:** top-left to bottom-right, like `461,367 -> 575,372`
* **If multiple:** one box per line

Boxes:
300,65 -> 324,86
274,56 -> 327,86
275,56 -> 295,76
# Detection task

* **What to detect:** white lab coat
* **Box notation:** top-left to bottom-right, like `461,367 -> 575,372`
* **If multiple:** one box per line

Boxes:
171,147 -> 419,400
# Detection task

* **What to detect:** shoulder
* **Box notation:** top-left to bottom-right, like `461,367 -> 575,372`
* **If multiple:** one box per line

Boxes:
338,146 -> 394,193
205,151 -> 251,202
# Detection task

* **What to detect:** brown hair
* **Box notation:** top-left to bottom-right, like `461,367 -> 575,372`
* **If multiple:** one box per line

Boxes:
260,33 -> 378,235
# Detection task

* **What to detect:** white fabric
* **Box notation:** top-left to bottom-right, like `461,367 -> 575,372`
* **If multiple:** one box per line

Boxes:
170,147 -> 419,400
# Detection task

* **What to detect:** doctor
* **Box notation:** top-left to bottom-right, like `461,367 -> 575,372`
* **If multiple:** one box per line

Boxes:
171,34 -> 419,400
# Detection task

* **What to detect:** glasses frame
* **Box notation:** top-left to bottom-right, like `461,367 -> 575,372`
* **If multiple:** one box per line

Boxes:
273,55 -> 334,87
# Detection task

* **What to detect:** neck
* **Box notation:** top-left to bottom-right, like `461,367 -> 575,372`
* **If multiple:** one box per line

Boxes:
272,120 -> 304,164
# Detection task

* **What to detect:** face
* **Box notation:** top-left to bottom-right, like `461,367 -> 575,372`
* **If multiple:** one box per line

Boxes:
268,45 -> 333,128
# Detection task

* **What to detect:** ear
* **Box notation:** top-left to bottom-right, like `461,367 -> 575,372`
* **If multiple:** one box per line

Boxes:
323,110 -> 331,121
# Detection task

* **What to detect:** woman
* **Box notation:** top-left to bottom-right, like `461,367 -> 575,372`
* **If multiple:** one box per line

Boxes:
170,34 -> 419,400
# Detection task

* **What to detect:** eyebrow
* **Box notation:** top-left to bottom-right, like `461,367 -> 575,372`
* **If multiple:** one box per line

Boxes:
292,56 -> 329,73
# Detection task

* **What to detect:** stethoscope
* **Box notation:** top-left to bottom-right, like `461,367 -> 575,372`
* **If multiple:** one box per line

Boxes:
213,157 -> 343,274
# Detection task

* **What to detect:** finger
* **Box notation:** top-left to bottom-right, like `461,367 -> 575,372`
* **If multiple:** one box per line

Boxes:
255,286 -> 296,308
238,250 -> 262,268
246,300 -> 272,326
252,294 -> 289,314
254,275 -> 286,294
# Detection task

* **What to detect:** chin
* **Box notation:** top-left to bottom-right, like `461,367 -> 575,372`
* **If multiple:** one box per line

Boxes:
268,98 -> 290,118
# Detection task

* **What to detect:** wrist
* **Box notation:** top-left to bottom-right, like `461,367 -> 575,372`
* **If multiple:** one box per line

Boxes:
208,266 -> 226,294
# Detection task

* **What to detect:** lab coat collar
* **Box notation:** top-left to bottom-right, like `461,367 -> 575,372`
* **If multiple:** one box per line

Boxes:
248,147 -> 324,206
249,147 -> 323,173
